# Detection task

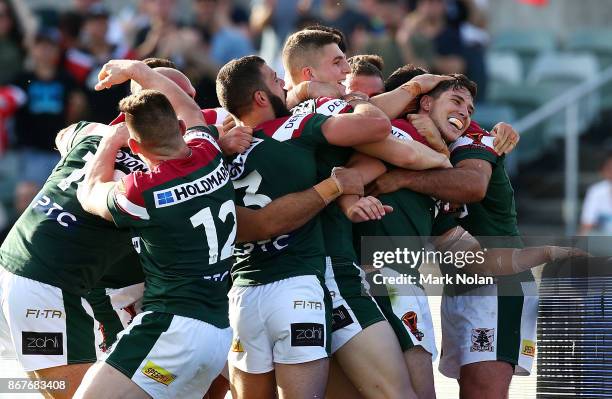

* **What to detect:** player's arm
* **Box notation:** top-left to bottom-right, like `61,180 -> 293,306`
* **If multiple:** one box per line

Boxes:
354,135 -> 451,170
77,124 -> 127,221
95,60 -> 205,128
320,97 -> 391,146
369,158 -> 492,203
433,226 -> 589,276
369,74 -> 453,119
55,122 -> 113,157
236,167 -> 364,242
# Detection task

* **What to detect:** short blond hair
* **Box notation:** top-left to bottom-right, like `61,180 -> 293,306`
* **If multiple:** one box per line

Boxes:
282,29 -> 341,84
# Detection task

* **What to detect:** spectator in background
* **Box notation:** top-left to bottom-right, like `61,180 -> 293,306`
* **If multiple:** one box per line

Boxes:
0,0 -> 25,85
358,0 -> 409,77
445,0 -> 488,101
11,28 -> 84,200
66,4 -> 132,123
580,151 -> 612,236
72,0 -> 125,46
193,0 -> 254,66
133,0 -> 181,60
318,0 -> 371,53
250,0 -> 316,42
395,0 -> 466,75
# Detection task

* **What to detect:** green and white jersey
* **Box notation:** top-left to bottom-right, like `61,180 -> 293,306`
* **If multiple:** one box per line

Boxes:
354,119 -> 436,279
223,113 -> 331,286
107,127 -> 235,327
292,97 -> 357,271
440,122 -> 532,293
0,122 -> 144,295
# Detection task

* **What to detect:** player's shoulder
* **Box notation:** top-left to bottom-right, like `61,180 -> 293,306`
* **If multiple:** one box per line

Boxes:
449,121 -> 497,155
391,118 -> 428,145
313,97 -> 352,116
255,113 -> 321,142
202,107 -> 230,125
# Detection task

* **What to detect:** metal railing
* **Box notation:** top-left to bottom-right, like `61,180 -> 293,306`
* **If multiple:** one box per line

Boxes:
513,65 -> 612,236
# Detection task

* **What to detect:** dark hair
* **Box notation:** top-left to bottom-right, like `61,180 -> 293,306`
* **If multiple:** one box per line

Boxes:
216,55 -> 267,118
427,74 -> 477,100
119,89 -> 181,152
282,29 -> 342,81
349,60 -> 383,81
384,64 -> 429,92
301,24 -> 347,53
142,57 -> 177,69
348,54 -> 384,73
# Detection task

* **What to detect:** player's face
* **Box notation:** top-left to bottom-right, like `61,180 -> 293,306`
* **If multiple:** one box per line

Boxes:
427,87 -> 474,142
310,43 -> 350,94
261,63 -> 290,118
345,73 -> 384,97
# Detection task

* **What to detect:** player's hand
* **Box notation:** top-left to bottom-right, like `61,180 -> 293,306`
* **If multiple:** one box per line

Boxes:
96,60 -> 145,91
105,122 -> 130,147
218,126 -> 253,155
222,114 -> 237,133
410,74 -> 454,94
407,114 -> 450,157
345,196 -> 393,223
547,246 -> 592,262
333,167 -> 364,196
491,122 -> 519,155
309,81 -> 345,99
366,169 -> 407,197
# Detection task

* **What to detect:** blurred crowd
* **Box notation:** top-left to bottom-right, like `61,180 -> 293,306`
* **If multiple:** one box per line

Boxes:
0,0 -> 490,235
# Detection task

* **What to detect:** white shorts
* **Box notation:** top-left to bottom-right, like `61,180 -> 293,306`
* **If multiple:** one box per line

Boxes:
228,275 -> 331,373
439,281 -> 538,379
86,283 -> 144,359
105,311 -> 231,399
372,268 -> 438,359
324,257 -> 386,353
0,267 -> 97,371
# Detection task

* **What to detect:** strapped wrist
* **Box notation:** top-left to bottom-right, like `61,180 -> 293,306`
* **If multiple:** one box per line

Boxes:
400,81 -> 422,98
314,172 -> 344,205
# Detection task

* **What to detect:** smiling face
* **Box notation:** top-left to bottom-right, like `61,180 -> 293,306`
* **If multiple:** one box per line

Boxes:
421,87 -> 474,142
306,43 -> 350,94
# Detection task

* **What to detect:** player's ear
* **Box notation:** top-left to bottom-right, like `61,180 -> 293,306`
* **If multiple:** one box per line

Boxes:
302,66 -> 313,81
253,90 -> 268,108
178,119 -> 186,135
420,95 -> 433,112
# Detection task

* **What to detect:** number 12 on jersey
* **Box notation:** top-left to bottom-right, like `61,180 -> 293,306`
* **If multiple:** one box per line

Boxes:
190,199 -> 237,264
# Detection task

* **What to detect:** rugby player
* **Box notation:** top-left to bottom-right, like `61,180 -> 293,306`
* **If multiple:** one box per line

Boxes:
214,54 -> 414,399
367,72 -> 537,398
281,28 -> 463,398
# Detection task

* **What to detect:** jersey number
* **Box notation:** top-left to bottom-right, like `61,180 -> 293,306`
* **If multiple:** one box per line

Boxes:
232,171 -> 271,207
190,200 -> 237,264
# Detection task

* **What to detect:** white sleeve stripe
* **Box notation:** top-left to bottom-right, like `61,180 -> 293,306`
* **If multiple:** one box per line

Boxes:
115,192 -> 150,220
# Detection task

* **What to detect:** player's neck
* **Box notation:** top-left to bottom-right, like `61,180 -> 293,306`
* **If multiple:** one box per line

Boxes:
240,108 -> 276,129
143,144 -> 192,169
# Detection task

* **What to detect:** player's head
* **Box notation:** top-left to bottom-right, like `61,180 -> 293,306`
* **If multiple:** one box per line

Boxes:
119,89 -> 185,156
282,29 -> 350,92
384,64 -> 429,92
216,55 -> 289,121
418,74 -> 477,142
130,65 -> 196,99
346,55 -> 385,96
301,24 -> 347,53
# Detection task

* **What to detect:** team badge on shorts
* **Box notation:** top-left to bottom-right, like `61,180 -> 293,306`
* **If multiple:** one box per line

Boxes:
231,338 -> 244,352
331,305 -> 354,332
470,328 -> 495,352
401,311 -> 424,341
